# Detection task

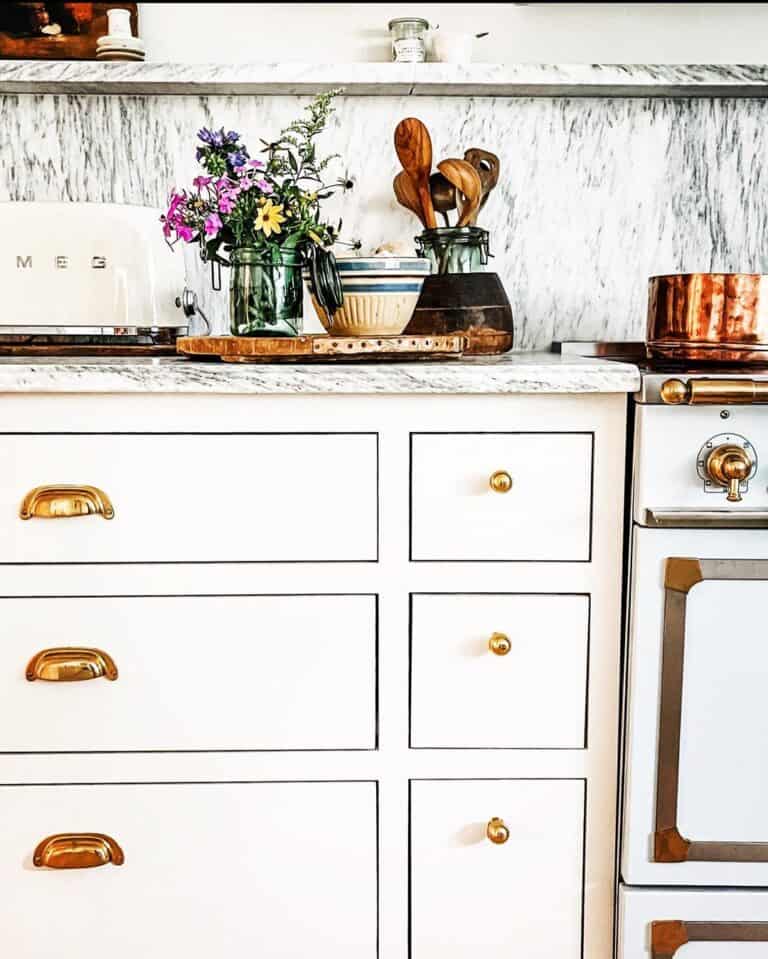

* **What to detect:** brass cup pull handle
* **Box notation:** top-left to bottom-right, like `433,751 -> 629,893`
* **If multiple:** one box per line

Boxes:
33,833 -> 125,869
486,817 -> 510,845
26,647 -> 118,682
20,485 -> 114,520
489,470 -> 513,494
488,632 -> 511,656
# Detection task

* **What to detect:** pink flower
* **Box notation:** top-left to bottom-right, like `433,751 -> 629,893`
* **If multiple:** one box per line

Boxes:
176,224 -> 196,242
165,190 -> 185,220
248,159 -> 264,169
218,193 -> 236,214
257,179 -> 272,194
214,177 -> 234,193
204,213 -> 223,237
193,175 -> 212,190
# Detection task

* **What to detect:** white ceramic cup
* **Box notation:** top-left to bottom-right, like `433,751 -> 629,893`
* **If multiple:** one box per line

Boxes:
431,31 -> 474,64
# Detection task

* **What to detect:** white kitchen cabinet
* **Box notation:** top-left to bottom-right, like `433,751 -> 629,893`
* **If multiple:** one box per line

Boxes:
619,887 -> 768,958
411,779 -> 585,959
0,594 -> 376,751
0,781 -> 378,959
410,593 -> 590,748
0,432 -> 378,563
410,432 -> 593,561
623,527 -> 768,886
0,388 -> 628,959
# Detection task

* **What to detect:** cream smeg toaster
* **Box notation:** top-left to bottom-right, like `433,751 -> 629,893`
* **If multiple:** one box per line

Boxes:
0,202 -> 188,339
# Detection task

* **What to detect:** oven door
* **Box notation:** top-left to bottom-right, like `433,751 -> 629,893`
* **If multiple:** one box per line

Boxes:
623,526 -> 768,886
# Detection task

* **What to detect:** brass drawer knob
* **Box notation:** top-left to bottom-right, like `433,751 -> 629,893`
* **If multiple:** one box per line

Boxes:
26,647 -> 118,683
486,817 -> 510,845
33,833 -> 125,869
20,485 -> 114,520
488,632 -> 511,656
489,470 -> 513,494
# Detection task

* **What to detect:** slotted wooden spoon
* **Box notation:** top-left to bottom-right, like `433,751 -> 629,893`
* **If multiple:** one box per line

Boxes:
437,158 -> 482,228
394,118 -> 437,229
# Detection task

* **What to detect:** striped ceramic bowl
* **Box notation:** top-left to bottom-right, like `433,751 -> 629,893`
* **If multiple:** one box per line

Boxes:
310,257 -> 431,336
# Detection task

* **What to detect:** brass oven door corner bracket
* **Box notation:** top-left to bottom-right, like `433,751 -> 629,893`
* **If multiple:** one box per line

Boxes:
652,921 -> 768,958
651,921 -> 689,959
653,826 -> 691,864
664,558 -> 704,593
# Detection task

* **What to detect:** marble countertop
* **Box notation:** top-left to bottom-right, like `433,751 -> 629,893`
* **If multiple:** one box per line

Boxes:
0,353 -> 640,395
1,61 -> 766,97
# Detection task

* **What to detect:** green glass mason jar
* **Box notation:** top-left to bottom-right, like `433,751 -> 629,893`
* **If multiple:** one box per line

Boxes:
229,246 -> 303,337
415,226 -> 490,275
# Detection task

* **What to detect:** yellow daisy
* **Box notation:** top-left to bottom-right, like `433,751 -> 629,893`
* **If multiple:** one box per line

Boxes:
254,199 -> 287,238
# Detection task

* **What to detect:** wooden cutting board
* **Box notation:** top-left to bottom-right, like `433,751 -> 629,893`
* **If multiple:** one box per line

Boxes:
177,333 -> 465,363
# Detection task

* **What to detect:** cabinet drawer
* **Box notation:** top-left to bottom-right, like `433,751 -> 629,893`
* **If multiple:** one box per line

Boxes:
410,432 -> 593,561
411,779 -> 585,959
0,594 -> 376,751
0,781 -> 377,959
410,594 -> 589,748
0,433 -> 377,563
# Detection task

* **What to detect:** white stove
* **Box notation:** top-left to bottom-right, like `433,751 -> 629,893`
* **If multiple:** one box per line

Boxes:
562,341 -> 768,958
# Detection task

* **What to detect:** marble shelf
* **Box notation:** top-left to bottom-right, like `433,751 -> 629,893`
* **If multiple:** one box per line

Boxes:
0,61 -> 767,97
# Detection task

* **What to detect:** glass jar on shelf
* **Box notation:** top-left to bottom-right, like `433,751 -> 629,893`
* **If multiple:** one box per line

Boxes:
388,17 -> 430,62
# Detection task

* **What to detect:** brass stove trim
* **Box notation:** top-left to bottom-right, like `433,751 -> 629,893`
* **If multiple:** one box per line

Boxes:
651,921 -> 768,958
655,558 -> 768,863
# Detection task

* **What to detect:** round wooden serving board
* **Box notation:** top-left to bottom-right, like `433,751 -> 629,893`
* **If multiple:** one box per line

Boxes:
177,333 -> 465,363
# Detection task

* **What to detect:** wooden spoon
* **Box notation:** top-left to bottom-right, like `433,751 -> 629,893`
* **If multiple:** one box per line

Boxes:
394,118 -> 437,229
464,148 -> 500,223
429,171 -> 457,227
393,171 -> 427,227
437,158 -> 482,228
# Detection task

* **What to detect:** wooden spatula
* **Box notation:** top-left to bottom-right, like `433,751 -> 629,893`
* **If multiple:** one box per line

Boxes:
394,118 -> 437,229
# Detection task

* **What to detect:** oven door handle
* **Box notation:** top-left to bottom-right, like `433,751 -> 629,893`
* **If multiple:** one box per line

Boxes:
643,508 -> 768,529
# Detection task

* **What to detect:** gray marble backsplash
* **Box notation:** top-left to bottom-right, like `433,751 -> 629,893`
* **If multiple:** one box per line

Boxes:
2,92 -> 767,349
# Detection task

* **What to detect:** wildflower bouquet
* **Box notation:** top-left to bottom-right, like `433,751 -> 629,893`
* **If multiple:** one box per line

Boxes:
161,91 -> 345,335
162,90 -> 345,264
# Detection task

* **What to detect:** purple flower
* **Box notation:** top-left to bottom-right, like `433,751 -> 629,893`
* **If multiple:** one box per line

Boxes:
225,130 -> 240,143
197,127 -> 215,145
204,213 -> 223,237
192,175 -> 212,190
228,150 -> 248,168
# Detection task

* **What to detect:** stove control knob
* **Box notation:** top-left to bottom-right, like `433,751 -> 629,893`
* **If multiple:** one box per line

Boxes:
705,443 -> 755,502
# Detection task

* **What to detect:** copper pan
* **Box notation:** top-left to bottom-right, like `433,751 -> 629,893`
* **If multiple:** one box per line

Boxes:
647,273 -> 768,364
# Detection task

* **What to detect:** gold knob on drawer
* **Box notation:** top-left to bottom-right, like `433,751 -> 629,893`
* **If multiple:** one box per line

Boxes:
486,818 -> 510,845
33,833 -> 124,869
488,632 -> 511,656
489,470 -> 513,493
26,647 -> 118,683
20,485 -> 114,520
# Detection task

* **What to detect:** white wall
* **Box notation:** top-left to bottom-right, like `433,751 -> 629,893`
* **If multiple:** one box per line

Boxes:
138,3 -> 768,64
